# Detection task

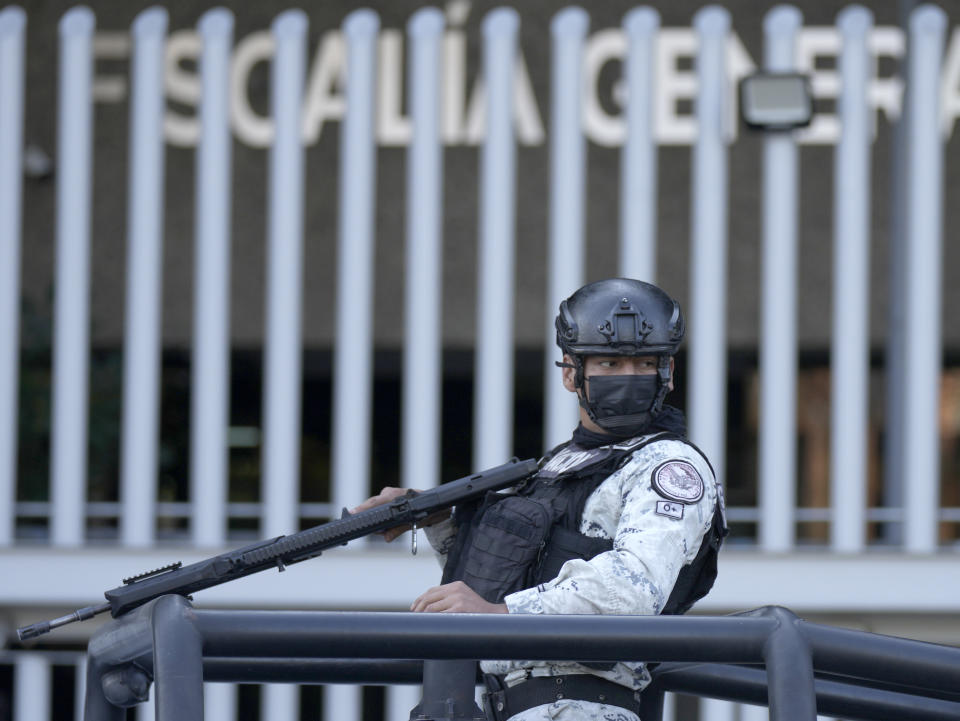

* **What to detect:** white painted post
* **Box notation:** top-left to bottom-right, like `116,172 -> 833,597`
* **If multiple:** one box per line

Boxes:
620,6 -> 660,282
473,8 -> 519,470
700,697 -> 736,721
758,5 -> 802,552
661,691 -> 676,721
387,685 -> 421,721
119,7 -> 168,547
323,684 -> 362,721
331,9 -> 379,518
740,703 -> 770,721
830,5 -> 872,553
543,7 -> 588,453
0,6 -> 26,546
204,683 -> 237,721
138,686 -> 156,721
50,6 -> 95,547
263,684 -> 297,721
191,8 -> 234,547
403,8 -> 444,492
74,656 -> 87,721
689,6 -> 731,488
261,9 -> 308,538
14,653 -> 51,721
903,4 -> 946,553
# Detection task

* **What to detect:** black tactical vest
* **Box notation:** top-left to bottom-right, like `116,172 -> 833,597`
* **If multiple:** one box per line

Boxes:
441,433 -> 727,615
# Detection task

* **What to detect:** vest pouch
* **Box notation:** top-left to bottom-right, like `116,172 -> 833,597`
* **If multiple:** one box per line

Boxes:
459,495 -> 554,604
535,525 -> 613,584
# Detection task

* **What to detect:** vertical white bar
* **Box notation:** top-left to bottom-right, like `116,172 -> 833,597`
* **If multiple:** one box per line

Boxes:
263,684 -> 298,721
205,683 -> 238,721
700,697 -> 736,721
758,6 -> 802,552
324,684 -> 362,721
473,8 -> 519,470
74,656 -> 87,721
0,6 -> 26,546
882,7 -> 913,550
620,7 -> 660,281
261,9 -> 307,537
830,5 -> 872,553
903,4 -> 946,553
689,6 -> 731,488
50,6 -> 95,548
331,9 -> 379,517
387,685 -> 421,721
403,8 -> 444,492
191,8 -> 234,547
14,653 -> 51,721
138,685 -> 156,721
119,7 -> 168,547
543,7 -> 588,452
661,691 -> 676,721
741,703 -> 769,721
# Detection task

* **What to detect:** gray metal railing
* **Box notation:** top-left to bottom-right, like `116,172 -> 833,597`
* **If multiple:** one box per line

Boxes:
77,596 -> 960,721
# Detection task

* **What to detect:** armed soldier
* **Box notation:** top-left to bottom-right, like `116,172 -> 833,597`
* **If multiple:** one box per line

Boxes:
354,278 -> 727,721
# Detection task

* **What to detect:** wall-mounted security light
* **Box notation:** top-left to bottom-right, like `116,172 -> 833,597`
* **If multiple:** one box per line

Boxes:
740,72 -> 813,131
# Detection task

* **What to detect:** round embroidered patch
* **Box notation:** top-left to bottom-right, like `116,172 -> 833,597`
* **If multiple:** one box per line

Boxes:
652,461 -> 704,504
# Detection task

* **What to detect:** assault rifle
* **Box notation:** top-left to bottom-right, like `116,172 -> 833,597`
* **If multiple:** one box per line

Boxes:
17,457 -> 538,641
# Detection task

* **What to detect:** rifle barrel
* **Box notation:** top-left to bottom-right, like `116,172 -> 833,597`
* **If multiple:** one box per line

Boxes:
14,457 -> 538,642
17,602 -> 112,641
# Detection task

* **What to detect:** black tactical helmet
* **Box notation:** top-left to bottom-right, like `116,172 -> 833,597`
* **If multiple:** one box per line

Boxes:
554,279 -> 684,435
555,278 -> 684,359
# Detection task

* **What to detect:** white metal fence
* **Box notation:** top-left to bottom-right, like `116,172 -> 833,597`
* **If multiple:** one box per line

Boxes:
0,2 -> 955,721
0,1 -> 953,552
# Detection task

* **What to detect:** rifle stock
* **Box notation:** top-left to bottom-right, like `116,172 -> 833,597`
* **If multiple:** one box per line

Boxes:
17,457 -> 538,641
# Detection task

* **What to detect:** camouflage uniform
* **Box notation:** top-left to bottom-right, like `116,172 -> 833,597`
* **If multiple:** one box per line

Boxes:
425,435 -> 722,721
503,699 -> 640,721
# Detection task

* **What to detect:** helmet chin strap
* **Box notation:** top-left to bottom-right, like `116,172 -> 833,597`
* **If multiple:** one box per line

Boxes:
653,355 -> 672,413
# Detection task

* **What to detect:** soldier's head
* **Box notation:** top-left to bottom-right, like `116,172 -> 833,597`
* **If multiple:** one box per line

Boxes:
555,278 -> 684,437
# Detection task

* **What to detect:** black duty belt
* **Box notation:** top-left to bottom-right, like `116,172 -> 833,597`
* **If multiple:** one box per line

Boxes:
483,673 -> 640,720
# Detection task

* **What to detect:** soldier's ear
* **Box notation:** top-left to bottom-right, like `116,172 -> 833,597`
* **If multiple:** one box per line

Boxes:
668,357 -> 675,392
560,354 -> 578,393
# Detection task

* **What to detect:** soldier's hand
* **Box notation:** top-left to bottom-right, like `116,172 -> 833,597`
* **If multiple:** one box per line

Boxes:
410,581 -> 508,614
350,487 -> 451,543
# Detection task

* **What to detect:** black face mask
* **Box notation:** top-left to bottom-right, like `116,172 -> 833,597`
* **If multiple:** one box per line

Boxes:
581,373 -> 661,436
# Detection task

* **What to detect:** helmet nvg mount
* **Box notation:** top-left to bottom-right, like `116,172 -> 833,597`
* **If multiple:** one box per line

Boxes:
555,278 -> 685,436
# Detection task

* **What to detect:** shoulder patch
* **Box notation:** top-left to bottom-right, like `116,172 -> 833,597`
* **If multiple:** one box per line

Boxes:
652,460 -> 704,504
